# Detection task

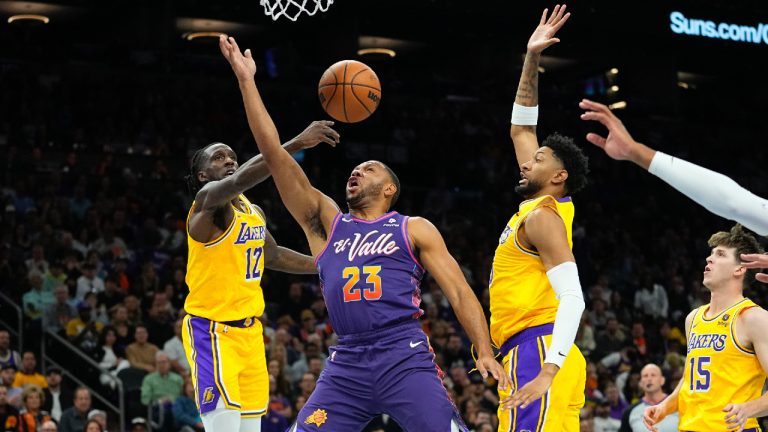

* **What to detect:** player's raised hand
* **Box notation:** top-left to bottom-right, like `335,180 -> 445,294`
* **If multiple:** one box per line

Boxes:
740,253 -> 768,283
579,99 -> 641,161
527,4 -> 571,53
642,404 -> 666,432
500,369 -> 554,411
475,355 -> 510,390
296,120 -> 341,149
723,403 -> 751,432
219,35 -> 257,82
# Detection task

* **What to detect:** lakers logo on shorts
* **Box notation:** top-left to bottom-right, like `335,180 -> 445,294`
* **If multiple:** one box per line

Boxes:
244,317 -> 253,327
304,409 -> 328,426
202,387 -> 215,404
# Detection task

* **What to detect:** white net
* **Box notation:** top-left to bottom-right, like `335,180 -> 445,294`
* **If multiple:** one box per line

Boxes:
259,0 -> 334,21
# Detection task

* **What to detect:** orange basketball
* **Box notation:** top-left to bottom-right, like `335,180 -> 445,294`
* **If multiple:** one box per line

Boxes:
318,60 -> 381,123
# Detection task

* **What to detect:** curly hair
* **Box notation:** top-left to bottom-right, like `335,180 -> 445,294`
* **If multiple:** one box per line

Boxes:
541,133 -> 590,194
184,143 -> 217,195
708,224 -> 764,290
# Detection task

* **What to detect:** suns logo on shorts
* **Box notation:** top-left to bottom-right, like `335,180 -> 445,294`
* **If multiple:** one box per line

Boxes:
202,387 -> 215,404
304,409 -> 328,426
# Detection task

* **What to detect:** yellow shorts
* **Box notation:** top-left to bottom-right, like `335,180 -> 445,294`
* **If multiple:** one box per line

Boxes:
497,332 -> 586,432
181,314 -> 268,418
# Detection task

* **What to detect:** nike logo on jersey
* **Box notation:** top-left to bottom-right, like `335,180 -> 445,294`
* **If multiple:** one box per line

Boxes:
410,341 -> 424,348
342,217 -> 352,222
558,351 -> 567,357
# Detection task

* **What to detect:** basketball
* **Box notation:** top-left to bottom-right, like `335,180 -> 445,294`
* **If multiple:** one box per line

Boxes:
318,60 -> 381,123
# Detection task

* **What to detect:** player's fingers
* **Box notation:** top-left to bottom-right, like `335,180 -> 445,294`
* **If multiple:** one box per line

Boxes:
547,5 -> 560,24
580,111 -> 609,124
244,48 -> 253,59
723,404 -> 734,412
755,273 -> 768,283
540,8 -> 548,25
555,4 -> 567,22
579,99 -> 611,114
229,37 -> 241,55
324,127 -> 341,141
553,12 -> 571,31
585,132 -> 607,148
476,363 -> 489,379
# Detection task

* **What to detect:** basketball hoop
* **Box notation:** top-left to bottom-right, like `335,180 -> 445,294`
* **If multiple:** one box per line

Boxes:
259,0 -> 334,21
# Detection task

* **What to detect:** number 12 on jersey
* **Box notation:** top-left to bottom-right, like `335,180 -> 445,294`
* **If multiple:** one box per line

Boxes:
342,266 -> 383,302
245,247 -> 263,281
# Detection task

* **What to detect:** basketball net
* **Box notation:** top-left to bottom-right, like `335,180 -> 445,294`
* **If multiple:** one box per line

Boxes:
259,0 -> 333,21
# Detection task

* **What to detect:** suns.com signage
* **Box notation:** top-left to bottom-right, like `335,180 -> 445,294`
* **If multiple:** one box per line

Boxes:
670,11 -> 768,45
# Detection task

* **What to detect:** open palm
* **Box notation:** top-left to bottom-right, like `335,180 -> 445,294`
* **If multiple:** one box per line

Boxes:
528,4 -> 571,53
579,99 -> 638,161
219,35 -> 257,82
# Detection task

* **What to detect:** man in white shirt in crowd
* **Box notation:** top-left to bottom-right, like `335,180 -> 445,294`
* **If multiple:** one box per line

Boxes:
75,263 -> 105,302
162,318 -> 189,376
42,367 -> 73,422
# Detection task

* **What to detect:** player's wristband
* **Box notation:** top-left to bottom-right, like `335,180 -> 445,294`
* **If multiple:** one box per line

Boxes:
511,103 -> 539,125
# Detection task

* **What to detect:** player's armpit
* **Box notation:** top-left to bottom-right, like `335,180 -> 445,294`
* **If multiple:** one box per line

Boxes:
521,207 -> 574,270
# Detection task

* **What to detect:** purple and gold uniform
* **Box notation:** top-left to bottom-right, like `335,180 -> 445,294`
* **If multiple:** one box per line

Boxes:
490,195 -> 586,432
182,194 -> 268,418
292,211 -> 467,432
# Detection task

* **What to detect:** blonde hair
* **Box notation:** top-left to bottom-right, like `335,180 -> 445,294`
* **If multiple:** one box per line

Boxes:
22,384 -> 45,406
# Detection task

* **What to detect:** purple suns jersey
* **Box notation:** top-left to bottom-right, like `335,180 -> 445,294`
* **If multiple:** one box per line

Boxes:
315,211 -> 425,336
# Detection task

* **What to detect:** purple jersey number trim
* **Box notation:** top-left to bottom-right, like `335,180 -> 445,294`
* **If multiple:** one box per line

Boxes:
316,212 -> 424,336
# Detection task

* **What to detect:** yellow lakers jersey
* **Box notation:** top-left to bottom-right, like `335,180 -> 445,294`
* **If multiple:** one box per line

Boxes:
679,298 -> 765,431
185,194 -> 266,321
489,195 -> 574,347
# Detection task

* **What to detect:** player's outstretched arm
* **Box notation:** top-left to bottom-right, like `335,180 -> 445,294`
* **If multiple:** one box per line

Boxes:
643,309 -> 694,431
580,98 -> 768,237
501,207 -> 584,410
193,121 -> 338,213
722,308 -> 768,430
263,228 -> 316,275
408,217 -> 509,390
510,5 -> 570,168
220,35 -> 340,252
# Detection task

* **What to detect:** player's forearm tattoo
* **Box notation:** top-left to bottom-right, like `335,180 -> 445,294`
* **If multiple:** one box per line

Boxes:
515,52 -> 540,107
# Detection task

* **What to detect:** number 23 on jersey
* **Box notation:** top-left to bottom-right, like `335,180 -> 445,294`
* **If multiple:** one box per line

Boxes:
342,266 -> 383,302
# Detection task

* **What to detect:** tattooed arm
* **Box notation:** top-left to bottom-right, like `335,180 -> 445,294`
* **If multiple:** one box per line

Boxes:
510,5 -> 570,168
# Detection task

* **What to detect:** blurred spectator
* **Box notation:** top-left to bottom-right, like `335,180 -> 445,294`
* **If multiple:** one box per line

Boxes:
22,272 -> 53,320
8,385 -> 52,432
139,352 -> 182,406
108,305 -> 133,353
41,262 -> 66,294
620,363 -> 678,432
588,299 -> 615,332
443,334 -> 471,369
593,400 -> 620,432
82,419 -> 103,432
129,417 -> 148,432
65,304 -> 103,355
144,293 -> 174,347
268,374 -> 292,420
58,387 -> 91,432
297,373 -> 316,400
12,352 -> 47,390
0,386 -> 19,432
172,381 -> 202,432
86,410 -> 107,431
0,366 -> 21,408
24,245 -> 49,276
41,367 -> 73,422
634,283 -> 668,320
163,319 -> 189,377
262,408 -> 289,432
596,318 -> 626,359
0,332 -> 21,370
83,293 -> 108,326
126,325 -> 158,373
75,264 -> 104,302
94,326 -> 130,390
96,278 -> 124,312
576,316 -> 597,357
604,383 -> 629,421
40,420 -> 57,432
123,296 -> 143,326
43,285 -> 77,335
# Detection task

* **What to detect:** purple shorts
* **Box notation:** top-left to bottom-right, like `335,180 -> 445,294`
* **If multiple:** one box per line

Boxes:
291,321 -> 467,432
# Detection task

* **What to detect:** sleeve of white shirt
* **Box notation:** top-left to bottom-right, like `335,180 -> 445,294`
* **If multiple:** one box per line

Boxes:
649,151 -> 768,236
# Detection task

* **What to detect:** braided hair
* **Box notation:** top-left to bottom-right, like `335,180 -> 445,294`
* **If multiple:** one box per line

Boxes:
185,143 -> 217,195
